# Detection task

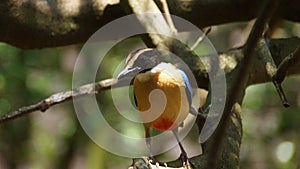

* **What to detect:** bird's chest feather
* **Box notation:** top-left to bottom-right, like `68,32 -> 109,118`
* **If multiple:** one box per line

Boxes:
133,70 -> 189,131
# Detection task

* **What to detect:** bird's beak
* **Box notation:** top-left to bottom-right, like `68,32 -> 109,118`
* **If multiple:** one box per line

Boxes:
117,66 -> 141,81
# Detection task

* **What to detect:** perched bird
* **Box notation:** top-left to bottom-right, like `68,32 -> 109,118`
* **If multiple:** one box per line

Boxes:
117,48 -> 194,165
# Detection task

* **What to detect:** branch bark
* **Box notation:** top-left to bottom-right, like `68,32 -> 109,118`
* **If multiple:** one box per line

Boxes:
0,38 -> 299,122
1,0 -> 300,49
1,1 -> 300,168
207,1 -> 279,168
0,37 -> 299,147
0,37 -> 299,169
0,78 -> 115,123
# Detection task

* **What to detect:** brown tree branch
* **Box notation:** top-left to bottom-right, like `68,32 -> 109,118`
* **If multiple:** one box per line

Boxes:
207,0 -> 279,168
0,0 -> 300,49
0,37 -> 299,169
0,79 -> 115,124
0,39 -> 299,125
0,38 -> 298,169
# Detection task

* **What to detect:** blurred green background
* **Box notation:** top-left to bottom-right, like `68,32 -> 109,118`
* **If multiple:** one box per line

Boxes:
0,20 -> 299,169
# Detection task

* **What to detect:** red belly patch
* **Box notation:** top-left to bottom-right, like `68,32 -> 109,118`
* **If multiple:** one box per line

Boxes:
153,118 -> 177,131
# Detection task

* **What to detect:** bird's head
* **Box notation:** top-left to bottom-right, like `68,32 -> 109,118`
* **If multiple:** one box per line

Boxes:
117,48 -> 162,81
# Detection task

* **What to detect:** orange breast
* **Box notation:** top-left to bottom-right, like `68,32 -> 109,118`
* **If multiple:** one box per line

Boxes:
133,66 -> 189,131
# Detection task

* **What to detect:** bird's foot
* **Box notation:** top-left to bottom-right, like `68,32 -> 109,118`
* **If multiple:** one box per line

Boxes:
179,152 -> 193,169
148,156 -> 167,167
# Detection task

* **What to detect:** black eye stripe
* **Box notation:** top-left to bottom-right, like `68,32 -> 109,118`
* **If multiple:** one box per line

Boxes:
125,48 -> 143,64
125,48 -> 153,67
139,68 -> 152,73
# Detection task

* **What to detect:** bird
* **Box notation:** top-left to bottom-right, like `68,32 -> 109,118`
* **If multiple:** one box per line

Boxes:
117,48 -> 195,166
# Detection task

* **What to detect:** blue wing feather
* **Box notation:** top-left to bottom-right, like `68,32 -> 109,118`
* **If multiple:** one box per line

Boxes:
179,70 -> 193,107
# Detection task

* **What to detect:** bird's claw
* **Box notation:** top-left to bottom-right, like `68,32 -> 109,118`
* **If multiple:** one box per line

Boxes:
183,161 -> 192,169
180,153 -> 193,169
148,156 -> 166,167
147,155 -> 192,169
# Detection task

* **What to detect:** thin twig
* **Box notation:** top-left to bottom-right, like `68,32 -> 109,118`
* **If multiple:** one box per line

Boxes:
0,79 -> 116,124
271,45 -> 300,107
190,27 -> 211,51
159,0 -> 177,33
1,39 -> 298,126
272,80 -> 289,107
257,38 -> 290,107
206,0 -> 280,169
276,46 -> 300,83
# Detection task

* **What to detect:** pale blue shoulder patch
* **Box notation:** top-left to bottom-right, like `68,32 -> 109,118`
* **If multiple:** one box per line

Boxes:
178,69 -> 193,107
